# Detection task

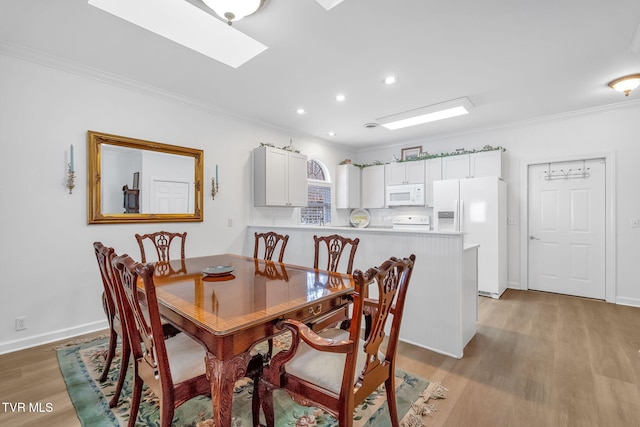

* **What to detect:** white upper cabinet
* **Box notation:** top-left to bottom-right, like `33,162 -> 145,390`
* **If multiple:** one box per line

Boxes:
335,164 -> 361,209
385,161 -> 426,185
442,154 -> 470,180
253,146 -> 308,207
470,150 -> 503,178
361,164 -> 385,209
425,157 -> 442,207
442,150 -> 503,180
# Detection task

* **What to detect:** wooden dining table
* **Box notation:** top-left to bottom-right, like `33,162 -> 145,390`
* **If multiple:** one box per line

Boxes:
147,254 -> 354,427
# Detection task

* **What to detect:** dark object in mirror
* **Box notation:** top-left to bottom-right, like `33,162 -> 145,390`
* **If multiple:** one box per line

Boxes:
123,185 -> 140,213
87,131 -> 204,224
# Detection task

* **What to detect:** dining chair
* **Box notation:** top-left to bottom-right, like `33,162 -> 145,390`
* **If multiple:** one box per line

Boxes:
92,242 -> 130,408
111,253 -> 211,427
135,231 -> 187,263
259,254 -> 416,427
254,231 -> 289,262
313,234 -> 360,275
311,234 -> 361,331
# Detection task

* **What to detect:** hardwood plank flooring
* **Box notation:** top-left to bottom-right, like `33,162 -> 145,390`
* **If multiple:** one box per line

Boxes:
1,289 -> 639,426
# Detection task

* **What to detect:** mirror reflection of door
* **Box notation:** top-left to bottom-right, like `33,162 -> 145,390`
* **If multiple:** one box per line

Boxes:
101,145 -> 194,214
151,179 -> 192,214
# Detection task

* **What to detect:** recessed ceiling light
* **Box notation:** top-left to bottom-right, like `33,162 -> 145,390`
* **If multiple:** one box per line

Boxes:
328,131 -> 336,136
296,108 -> 306,115
378,97 -> 474,130
335,94 -> 346,102
384,76 -> 398,85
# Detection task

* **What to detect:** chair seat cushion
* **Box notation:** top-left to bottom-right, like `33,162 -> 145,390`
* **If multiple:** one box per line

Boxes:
165,332 -> 206,383
284,328 -> 384,394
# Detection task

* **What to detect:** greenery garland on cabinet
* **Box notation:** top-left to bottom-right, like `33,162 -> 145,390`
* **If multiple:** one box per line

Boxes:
343,145 -> 506,168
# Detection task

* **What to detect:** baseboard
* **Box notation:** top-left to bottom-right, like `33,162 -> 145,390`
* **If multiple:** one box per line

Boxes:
0,320 -> 108,355
615,296 -> 640,308
399,337 -> 463,359
507,281 -> 523,290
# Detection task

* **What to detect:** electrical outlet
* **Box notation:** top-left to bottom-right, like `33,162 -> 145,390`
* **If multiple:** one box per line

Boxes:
508,217 -> 517,225
15,316 -> 27,331
227,218 -> 233,227
632,218 -> 640,228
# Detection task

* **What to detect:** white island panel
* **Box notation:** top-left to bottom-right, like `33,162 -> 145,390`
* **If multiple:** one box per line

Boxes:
245,225 -> 478,358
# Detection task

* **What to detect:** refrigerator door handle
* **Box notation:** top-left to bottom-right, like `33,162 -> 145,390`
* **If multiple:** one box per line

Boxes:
458,199 -> 464,232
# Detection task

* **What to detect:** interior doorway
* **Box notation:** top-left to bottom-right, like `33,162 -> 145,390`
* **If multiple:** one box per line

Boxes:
527,159 -> 606,299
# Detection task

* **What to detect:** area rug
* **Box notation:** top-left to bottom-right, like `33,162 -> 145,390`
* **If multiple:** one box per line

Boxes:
57,337 -> 446,427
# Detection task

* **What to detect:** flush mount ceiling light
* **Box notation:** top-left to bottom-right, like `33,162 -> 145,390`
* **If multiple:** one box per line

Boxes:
378,97 -> 474,130
88,0 -> 267,68
335,94 -> 346,102
608,74 -> 640,96
296,108 -> 307,115
202,0 -> 266,25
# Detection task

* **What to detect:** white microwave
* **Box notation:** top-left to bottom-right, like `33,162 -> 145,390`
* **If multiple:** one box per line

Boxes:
385,183 -> 425,207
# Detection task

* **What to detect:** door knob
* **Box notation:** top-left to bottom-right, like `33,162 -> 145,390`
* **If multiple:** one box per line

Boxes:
529,236 -> 540,240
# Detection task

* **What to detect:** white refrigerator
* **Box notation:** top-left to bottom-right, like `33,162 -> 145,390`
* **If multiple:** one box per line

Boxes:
433,176 -> 507,298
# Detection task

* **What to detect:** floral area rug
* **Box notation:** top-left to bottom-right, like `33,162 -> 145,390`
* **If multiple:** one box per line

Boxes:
57,336 -> 446,426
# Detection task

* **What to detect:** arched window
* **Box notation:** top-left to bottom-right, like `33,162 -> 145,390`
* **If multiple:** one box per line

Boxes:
301,159 -> 332,225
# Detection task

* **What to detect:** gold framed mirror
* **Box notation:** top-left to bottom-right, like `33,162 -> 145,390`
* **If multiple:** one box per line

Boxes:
88,131 -> 204,224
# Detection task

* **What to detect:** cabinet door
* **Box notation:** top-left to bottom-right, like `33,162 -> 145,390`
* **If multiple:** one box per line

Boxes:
405,160 -> 426,184
385,162 -> 407,185
287,152 -> 309,207
425,158 -> 442,207
442,154 -> 470,180
361,164 -> 385,208
264,148 -> 288,206
470,150 -> 502,178
336,164 -> 361,209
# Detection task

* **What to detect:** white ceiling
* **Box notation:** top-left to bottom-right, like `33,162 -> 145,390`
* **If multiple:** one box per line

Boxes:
2,0 -> 640,149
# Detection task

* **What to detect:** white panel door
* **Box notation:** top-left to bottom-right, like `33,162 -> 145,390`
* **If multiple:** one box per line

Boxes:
528,159 -> 605,299
151,179 -> 191,213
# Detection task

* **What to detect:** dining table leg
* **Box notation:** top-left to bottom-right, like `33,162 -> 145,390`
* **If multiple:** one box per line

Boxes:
205,350 -> 253,427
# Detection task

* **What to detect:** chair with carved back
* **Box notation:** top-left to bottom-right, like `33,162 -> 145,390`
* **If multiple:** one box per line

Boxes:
135,231 -> 187,276
111,253 -> 210,427
313,234 -> 360,275
311,234 -> 361,331
254,231 -> 289,262
135,231 -> 187,262
259,254 -> 416,427
92,242 -> 130,408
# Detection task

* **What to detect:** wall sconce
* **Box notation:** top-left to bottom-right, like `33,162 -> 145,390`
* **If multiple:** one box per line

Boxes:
67,144 -> 75,194
211,164 -> 219,199
608,74 -> 640,96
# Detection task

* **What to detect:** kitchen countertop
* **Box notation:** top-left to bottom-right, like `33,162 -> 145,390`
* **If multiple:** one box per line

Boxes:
251,224 -> 464,235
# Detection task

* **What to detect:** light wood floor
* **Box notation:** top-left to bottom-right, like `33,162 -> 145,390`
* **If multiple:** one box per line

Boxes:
1,289 -> 639,426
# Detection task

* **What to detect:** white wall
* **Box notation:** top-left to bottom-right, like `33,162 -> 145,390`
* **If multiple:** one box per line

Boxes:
0,53 -> 355,353
356,102 -> 640,307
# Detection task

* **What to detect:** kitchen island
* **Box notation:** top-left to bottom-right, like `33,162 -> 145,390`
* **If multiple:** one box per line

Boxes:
245,225 -> 478,358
